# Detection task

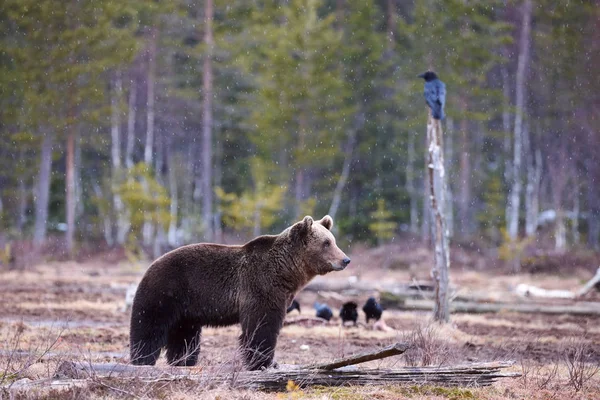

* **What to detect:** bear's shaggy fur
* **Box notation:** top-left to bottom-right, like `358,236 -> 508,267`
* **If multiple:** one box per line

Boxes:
129,215 -> 350,370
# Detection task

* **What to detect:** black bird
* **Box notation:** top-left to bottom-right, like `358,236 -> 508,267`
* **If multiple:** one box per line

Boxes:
314,302 -> 333,321
418,71 -> 446,120
339,302 -> 358,325
286,299 -> 301,314
362,297 -> 383,323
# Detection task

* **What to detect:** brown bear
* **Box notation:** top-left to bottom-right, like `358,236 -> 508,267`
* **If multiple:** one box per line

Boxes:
129,215 -> 350,370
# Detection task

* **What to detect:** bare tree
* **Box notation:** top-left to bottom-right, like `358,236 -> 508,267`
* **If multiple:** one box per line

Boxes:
125,71 -> 137,170
507,0 -> 533,245
524,124 -> 542,237
33,132 -> 54,248
201,0 -> 214,241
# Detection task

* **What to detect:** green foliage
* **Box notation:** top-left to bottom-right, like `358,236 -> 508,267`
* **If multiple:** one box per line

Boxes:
369,199 -> 398,244
115,163 -> 171,242
216,158 -> 287,235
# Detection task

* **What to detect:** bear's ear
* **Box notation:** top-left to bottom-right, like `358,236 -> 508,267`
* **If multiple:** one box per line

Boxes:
292,216 -> 313,238
319,215 -> 333,231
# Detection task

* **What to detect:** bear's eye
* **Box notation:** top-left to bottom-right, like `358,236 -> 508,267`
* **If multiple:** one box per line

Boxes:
323,239 -> 331,248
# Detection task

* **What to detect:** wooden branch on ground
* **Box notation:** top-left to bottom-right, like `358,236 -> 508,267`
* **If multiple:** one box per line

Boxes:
577,267 -> 600,298
300,342 -> 410,371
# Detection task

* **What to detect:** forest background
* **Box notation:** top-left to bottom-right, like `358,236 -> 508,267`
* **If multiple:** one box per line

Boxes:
0,0 -> 598,266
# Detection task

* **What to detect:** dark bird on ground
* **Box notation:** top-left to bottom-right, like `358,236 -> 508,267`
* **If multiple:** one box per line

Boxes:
286,299 -> 301,314
314,302 -> 333,321
418,71 -> 446,120
339,302 -> 358,325
362,297 -> 383,323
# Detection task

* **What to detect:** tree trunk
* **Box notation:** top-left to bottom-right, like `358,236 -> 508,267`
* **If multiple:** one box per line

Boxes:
457,108 -> 471,237
65,129 -> 76,255
328,113 -> 361,224
426,111 -> 451,323
125,74 -> 137,169
33,132 -> 54,248
111,72 -> 122,170
406,130 -> 418,234
144,29 -> 157,166
201,0 -> 214,241
507,0 -> 533,243
555,210 -> 566,252
17,178 -> 27,234
524,123 -> 541,237
111,72 -> 125,247
572,188 -> 580,245
444,117 -> 455,238
167,143 -> 178,247
142,28 -> 158,246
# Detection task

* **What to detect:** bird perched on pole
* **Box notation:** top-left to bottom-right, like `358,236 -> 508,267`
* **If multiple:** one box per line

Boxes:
418,71 -> 446,120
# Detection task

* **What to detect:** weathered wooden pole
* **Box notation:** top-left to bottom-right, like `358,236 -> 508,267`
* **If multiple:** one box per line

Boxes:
426,109 -> 451,322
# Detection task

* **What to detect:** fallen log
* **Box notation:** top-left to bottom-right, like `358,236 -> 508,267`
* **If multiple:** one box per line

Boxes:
53,343 -> 518,391
399,298 -> 600,316
52,360 -> 519,391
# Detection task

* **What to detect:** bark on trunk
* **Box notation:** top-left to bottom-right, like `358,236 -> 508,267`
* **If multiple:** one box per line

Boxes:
201,0 -> 214,241
144,29 -> 157,166
65,129 -> 76,254
328,114 -> 360,223
457,100 -> 471,237
111,72 -> 122,170
444,117 -> 454,238
406,131 -> 419,234
524,127 -> 541,237
167,144 -> 178,247
126,75 -> 137,169
111,72 -> 125,247
33,132 -> 54,248
426,111 -> 451,323
507,0 -> 533,243
572,188 -> 580,245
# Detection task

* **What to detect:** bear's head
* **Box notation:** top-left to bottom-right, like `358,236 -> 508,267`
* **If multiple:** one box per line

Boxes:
290,215 -> 351,275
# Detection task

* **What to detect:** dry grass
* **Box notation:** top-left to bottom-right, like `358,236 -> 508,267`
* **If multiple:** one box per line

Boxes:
2,258 -> 600,399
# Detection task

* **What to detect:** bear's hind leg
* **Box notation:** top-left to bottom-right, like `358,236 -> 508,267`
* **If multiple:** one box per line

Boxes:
165,319 -> 202,366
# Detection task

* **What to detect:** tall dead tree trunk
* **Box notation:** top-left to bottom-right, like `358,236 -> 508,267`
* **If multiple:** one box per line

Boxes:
406,130 -> 419,234
65,127 -> 76,255
201,0 -> 214,241
426,111 -> 451,323
144,29 -> 157,167
110,72 -> 125,247
457,100 -> 471,238
33,132 -> 54,248
444,117 -> 454,238
507,0 -> 533,245
143,29 -> 158,246
125,74 -> 137,170
167,142 -> 179,248
328,112 -> 362,224
524,125 -> 542,237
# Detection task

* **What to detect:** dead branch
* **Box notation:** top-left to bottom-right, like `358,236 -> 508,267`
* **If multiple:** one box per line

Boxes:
300,342 -> 410,371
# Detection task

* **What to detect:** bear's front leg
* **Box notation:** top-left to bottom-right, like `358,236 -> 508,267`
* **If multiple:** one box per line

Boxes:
239,302 -> 285,371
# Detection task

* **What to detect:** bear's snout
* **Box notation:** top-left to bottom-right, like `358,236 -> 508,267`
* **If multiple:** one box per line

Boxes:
342,257 -> 351,266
